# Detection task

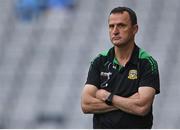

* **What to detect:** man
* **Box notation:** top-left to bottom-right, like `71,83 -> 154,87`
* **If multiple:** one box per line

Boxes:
81,6 -> 160,129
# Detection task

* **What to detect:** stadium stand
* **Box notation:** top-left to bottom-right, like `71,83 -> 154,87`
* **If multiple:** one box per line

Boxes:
0,0 -> 180,128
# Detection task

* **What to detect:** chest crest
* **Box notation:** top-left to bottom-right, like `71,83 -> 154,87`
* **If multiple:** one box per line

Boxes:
128,69 -> 138,80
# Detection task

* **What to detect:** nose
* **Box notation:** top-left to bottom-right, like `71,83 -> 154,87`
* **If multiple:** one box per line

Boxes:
112,25 -> 119,35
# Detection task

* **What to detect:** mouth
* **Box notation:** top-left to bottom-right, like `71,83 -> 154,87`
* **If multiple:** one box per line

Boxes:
112,37 -> 121,40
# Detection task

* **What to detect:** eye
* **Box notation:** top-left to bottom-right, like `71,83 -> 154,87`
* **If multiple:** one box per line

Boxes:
117,23 -> 127,29
109,24 -> 114,29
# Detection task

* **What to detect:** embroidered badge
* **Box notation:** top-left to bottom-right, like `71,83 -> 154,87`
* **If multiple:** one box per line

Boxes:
128,69 -> 138,80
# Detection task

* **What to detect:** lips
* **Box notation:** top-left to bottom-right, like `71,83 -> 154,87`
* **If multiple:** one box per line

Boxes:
112,37 -> 121,40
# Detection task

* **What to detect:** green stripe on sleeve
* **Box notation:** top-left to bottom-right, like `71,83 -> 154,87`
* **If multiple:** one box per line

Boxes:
139,48 -> 158,74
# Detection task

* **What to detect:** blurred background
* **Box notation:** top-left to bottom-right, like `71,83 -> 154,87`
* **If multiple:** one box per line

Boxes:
0,0 -> 180,128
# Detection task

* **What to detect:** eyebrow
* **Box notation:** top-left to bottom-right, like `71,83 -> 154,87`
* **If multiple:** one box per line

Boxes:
109,22 -> 127,27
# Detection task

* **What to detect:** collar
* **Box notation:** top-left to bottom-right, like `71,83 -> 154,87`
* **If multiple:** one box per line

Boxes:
128,44 -> 140,65
108,44 -> 140,66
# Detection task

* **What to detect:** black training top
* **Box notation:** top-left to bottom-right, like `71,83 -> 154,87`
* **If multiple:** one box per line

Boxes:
85,44 -> 160,129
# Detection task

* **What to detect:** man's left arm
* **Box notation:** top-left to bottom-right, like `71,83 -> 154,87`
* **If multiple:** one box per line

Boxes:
96,86 -> 156,116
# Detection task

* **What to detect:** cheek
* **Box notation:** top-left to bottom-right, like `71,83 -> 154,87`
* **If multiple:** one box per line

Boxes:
119,31 -> 128,37
122,30 -> 132,37
109,32 -> 113,39
109,31 -> 111,36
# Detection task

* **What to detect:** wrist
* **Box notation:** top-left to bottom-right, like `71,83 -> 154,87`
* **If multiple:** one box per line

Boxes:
105,93 -> 114,106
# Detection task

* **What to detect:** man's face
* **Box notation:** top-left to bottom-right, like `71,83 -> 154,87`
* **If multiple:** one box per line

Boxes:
108,11 -> 138,47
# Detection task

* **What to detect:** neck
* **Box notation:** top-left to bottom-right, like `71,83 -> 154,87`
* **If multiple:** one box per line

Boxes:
114,42 -> 135,66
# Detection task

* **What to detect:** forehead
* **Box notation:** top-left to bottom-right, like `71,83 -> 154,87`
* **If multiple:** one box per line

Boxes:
108,12 -> 131,24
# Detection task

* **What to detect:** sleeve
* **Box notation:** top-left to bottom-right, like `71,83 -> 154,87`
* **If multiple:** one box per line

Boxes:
85,55 -> 101,89
139,57 -> 160,94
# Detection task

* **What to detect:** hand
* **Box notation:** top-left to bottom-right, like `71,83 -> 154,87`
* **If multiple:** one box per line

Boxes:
96,89 -> 110,101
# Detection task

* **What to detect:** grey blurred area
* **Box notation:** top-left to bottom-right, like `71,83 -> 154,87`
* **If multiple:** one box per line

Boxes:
0,0 -> 180,128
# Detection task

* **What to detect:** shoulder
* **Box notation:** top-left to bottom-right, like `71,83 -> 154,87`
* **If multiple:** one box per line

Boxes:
139,48 -> 158,74
90,48 -> 112,64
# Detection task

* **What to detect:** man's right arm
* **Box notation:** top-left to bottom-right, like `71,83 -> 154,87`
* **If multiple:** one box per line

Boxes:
81,84 -> 117,114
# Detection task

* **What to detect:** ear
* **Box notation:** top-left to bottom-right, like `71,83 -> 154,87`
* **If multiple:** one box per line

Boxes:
133,24 -> 138,35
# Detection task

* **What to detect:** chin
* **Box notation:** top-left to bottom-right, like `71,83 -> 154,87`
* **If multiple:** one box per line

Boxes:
113,42 -> 126,47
